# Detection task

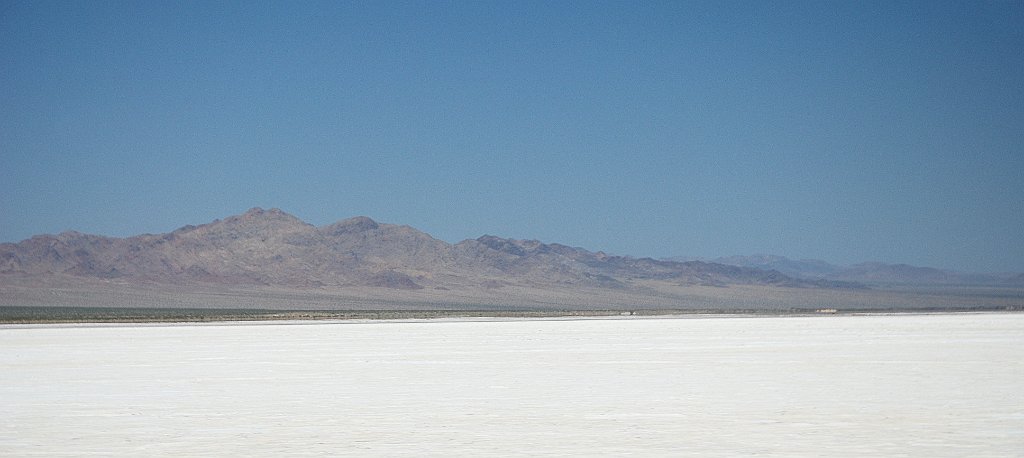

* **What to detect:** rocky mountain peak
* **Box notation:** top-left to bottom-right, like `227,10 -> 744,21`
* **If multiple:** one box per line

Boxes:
207,207 -> 311,232
236,207 -> 303,223
476,235 -> 528,256
321,216 -> 380,236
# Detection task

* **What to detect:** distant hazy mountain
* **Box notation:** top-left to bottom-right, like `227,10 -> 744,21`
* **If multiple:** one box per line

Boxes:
685,254 -> 1024,286
709,255 -> 843,279
0,208 -> 852,292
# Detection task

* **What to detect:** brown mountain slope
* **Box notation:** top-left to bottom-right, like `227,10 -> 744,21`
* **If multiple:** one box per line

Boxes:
0,208 -> 852,292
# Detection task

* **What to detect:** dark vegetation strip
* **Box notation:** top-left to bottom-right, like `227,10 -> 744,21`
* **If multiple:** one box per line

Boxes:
0,305 -> 1021,324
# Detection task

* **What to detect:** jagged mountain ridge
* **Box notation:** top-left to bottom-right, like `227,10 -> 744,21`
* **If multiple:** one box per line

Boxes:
0,208 -> 850,291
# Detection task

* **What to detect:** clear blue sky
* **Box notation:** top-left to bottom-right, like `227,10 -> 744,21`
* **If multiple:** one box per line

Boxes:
2,1 -> 1022,273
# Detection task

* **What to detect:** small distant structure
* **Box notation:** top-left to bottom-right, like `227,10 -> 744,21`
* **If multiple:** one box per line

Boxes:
815,308 -> 838,314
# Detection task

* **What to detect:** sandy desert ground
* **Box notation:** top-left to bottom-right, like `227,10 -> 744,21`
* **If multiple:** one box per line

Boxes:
1,313 -> 1022,456
3,273 -> 1023,314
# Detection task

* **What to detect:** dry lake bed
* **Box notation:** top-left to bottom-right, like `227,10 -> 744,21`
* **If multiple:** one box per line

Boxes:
1,313 -> 1022,456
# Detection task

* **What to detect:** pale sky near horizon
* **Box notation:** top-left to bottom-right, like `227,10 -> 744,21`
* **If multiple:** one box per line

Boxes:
2,1 -> 1022,273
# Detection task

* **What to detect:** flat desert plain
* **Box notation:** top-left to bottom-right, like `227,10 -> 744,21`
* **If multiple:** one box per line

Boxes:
1,313 -> 1022,456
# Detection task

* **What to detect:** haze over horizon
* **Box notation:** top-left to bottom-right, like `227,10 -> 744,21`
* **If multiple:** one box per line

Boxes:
2,1 -> 1022,273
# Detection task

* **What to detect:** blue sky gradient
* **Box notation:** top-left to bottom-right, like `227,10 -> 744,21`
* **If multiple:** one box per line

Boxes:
2,1 -> 1022,272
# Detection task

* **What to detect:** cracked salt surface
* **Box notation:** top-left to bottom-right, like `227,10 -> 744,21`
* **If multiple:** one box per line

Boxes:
1,313 -> 1022,456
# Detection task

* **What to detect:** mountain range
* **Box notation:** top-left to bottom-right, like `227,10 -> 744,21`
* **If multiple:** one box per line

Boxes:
1,208 -> 848,291
2,208 -> 1021,312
